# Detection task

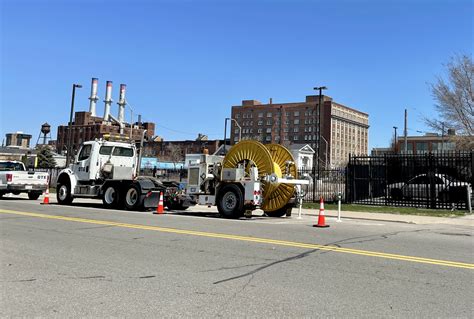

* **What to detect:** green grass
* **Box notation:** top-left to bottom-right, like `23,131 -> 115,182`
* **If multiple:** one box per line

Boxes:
302,202 -> 469,217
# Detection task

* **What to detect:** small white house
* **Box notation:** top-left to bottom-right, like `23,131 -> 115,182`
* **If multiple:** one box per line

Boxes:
288,144 -> 315,170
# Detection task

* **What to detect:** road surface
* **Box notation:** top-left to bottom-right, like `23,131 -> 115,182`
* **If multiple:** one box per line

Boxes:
1,197 -> 473,317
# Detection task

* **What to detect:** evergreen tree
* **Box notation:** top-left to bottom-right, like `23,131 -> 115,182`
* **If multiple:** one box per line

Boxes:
36,146 -> 57,168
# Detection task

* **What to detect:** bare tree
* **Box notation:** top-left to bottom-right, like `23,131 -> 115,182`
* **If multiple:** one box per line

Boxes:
426,55 -> 474,149
166,144 -> 184,169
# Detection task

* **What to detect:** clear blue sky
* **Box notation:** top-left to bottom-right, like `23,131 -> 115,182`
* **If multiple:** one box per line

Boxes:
1,0 -> 472,149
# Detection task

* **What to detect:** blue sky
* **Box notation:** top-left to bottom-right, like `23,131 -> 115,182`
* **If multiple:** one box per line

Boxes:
1,0 -> 472,149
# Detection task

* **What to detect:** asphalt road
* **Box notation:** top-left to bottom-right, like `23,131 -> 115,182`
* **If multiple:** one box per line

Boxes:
1,196 -> 473,318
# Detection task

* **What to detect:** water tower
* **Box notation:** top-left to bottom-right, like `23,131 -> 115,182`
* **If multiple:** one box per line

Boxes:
36,122 -> 52,146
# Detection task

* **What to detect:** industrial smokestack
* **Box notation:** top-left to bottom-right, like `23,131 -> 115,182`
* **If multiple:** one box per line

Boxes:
137,114 -> 142,126
88,78 -> 99,117
103,81 -> 113,121
117,84 -> 126,124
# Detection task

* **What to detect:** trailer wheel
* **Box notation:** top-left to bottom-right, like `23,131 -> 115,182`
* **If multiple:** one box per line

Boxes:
28,192 -> 42,200
124,184 -> 144,211
57,183 -> 73,205
103,185 -> 120,209
217,184 -> 244,219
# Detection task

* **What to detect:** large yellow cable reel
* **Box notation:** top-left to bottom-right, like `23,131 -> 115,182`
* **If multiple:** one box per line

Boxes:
222,141 -> 297,214
262,144 -> 298,213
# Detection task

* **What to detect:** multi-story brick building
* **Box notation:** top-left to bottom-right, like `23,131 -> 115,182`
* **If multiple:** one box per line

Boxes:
56,111 -> 155,156
230,95 -> 369,167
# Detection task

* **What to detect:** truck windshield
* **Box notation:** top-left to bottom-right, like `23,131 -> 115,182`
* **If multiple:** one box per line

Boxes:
0,162 -> 25,171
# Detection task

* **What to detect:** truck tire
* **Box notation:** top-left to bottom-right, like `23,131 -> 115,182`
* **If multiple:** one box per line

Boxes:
57,182 -> 73,205
217,184 -> 244,219
124,184 -> 144,211
28,192 -> 42,200
102,185 -> 121,209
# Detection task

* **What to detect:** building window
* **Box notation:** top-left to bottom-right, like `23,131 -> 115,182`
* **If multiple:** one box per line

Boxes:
293,127 -> 299,133
294,111 -> 299,116
284,128 -> 289,133
234,136 -> 239,142
294,119 -> 299,125
266,120 -> 272,125
284,135 -> 289,140
258,120 -> 263,126
267,112 -> 272,118
266,128 -> 271,133
258,112 -> 264,118
258,128 -> 263,133
266,135 -> 271,141
236,114 -> 240,119
234,129 -> 239,134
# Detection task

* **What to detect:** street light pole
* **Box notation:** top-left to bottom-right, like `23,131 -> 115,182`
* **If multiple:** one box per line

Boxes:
313,86 -> 327,175
66,84 -> 82,166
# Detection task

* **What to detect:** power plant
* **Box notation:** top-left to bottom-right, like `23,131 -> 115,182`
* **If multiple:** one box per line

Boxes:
56,78 -> 155,156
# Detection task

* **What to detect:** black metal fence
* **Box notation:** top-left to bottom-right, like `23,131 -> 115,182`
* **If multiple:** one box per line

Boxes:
346,151 -> 473,210
297,168 -> 346,203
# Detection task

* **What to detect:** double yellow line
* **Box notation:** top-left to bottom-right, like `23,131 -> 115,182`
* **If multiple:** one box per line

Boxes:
1,209 -> 473,270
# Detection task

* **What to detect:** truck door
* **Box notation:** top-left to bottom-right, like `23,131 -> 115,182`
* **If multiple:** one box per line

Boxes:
74,144 -> 93,181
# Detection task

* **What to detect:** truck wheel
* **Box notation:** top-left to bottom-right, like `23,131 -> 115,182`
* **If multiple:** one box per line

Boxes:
217,184 -> 244,219
103,185 -> 120,209
28,192 -> 42,200
57,183 -> 73,205
124,184 -> 144,211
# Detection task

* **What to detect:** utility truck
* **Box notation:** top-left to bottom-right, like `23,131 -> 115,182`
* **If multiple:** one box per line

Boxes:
0,160 -> 49,199
185,140 -> 309,218
56,137 -> 190,211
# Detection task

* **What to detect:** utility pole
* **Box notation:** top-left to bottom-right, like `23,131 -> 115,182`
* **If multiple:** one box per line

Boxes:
404,109 -> 408,154
313,86 -> 327,176
393,126 -> 398,153
66,83 -> 82,166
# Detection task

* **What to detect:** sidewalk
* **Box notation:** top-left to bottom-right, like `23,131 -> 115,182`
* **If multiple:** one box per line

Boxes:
295,206 -> 474,226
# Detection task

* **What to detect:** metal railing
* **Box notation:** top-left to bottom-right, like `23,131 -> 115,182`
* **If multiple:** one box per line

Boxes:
346,151 -> 473,210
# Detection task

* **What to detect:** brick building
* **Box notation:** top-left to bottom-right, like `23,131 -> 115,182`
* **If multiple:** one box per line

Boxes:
56,111 -> 155,156
142,137 -> 224,161
394,130 -> 460,154
230,95 -> 369,168
5,132 -> 32,149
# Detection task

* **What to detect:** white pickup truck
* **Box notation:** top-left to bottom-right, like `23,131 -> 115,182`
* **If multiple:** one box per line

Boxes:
0,161 -> 49,200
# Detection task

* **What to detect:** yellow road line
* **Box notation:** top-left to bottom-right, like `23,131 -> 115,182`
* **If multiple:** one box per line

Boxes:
1,208 -> 473,270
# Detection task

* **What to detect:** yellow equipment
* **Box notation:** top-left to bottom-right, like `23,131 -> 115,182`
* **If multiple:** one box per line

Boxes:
222,140 -> 298,216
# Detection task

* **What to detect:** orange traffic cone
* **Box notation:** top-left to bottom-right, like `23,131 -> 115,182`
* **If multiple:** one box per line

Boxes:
41,188 -> 50,205
155,192 -> 164,214
313,196 -> 329,228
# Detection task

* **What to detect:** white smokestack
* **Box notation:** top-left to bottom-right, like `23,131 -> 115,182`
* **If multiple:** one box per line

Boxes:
88,78 -> 99,116
103,81 -> 113,121
117,84 -> 126,124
